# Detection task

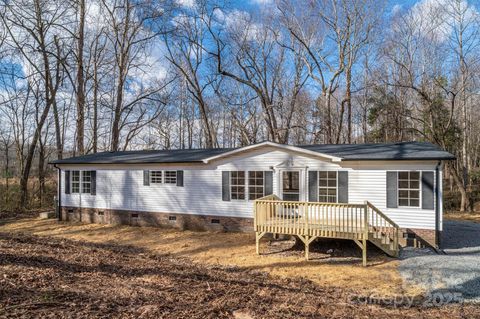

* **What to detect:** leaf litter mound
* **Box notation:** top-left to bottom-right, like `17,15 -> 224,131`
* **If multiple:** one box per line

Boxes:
0,232 -> 478,318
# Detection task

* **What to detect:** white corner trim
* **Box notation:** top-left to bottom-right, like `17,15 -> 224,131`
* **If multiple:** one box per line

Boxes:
202,141 -> 343,163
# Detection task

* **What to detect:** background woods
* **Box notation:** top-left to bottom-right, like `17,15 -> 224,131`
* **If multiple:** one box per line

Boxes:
0,0 -> 479,212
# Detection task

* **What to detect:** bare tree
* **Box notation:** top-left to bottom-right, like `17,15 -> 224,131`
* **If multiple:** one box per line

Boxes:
100,0 -> 171,151
444,0 -> 480,202
207,7 -> 306,143
0,0 -> 69,206
164,4 -> 218,148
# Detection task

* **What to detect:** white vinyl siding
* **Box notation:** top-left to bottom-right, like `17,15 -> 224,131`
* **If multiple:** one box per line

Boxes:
59,146 -> 440,230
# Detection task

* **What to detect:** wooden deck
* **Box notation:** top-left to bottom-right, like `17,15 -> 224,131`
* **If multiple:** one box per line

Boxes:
254,195 -> 400,266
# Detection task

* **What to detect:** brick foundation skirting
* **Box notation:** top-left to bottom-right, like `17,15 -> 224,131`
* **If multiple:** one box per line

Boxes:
398,228 -> 438,248
61,207 -> 253,232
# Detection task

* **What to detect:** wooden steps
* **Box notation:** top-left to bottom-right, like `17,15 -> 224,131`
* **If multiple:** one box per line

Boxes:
368,232 -> 398,257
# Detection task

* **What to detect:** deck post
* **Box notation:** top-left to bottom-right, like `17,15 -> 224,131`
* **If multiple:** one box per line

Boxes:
305,235 -> 310,260
304,202 -> 309,236
255,231 -> 266,255
253,200 -> 257,232
363,201 -> 369,267
362,238 -> 367,267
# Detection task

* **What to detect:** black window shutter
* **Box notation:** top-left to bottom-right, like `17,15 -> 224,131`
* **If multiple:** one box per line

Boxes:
422,171 -> 435,210
90,171 -> 96,195
308,171 -> 318,202
264,171 -> 273,195
143,170 -> 150,186
338,171 -> 348,203
176,170 -> 184,187
222,171 -> 230,201
386,171 -> 398,208
65,170 -> 71,194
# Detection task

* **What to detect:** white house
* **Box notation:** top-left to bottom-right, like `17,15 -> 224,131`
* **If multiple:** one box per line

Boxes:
51,141 -> 454,255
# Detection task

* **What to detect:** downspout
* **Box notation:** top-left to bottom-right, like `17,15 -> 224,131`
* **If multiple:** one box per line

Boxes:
435,161 -> 441,248
54,164 -> 62,221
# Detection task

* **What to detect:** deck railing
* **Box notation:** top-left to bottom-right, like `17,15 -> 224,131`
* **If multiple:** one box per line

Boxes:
254,195 -> 399,256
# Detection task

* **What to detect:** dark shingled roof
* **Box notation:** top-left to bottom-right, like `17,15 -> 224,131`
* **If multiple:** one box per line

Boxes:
298,142 -> 455,161
50,148 -> 234,164
50,141 -> 455,165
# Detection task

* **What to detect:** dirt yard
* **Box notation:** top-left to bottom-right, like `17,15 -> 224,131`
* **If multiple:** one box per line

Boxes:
1,218 -> 479,318
445,211 -> 480,223
0,218 -> 405,295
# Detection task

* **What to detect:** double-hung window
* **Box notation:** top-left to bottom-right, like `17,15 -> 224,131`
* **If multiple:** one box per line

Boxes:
248,171 -> 264,200
318,171 -> 337,203
398,171 -> 420,207
71,171 -> 81,193
81,171 -> 91,194
164,171 -> 177,184
230,171 -> 246,200
150,171 -> 163,184
70,171 -> 93,194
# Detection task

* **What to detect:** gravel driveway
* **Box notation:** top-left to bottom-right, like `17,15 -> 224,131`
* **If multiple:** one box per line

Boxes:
399,220 -> 480,304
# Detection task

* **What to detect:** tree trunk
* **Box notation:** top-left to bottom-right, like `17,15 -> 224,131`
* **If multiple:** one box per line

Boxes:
20,98 -> 51,208
324,91 -> 333,144
345,64 -> 352,143
449,162 -> 471,212
92,63 -> 99,153
38,137 -> 46,208
3,143 -> 9,209
75,0 -> 86,155
51,99 -> 63,159
111,75 -> 125,151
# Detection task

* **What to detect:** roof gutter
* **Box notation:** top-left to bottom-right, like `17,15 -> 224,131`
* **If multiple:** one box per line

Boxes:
49,161 -> 205,165
435,161 -> 441,248
53,164 -> 62,221
340,157 -> 456,161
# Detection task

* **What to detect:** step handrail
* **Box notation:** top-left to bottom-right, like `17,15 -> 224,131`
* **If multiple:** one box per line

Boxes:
365,201 -> 399,256
366,201 -> 399,228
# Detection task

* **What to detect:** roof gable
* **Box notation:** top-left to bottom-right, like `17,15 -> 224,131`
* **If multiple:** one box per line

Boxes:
202,141 -> 342,163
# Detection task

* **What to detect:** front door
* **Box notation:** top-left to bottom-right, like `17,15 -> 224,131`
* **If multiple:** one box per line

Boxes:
281,170 -> 301,201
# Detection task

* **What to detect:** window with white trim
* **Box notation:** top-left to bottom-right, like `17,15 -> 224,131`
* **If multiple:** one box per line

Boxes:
71,171 -> 80,194
248,171 -> 264,200
81,171 -> 91,194
150,171 -> 162,184
318,171 -> 337,203
398,171 -> 420,207
164,171 -> 177,184
231,171 -> 245,200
